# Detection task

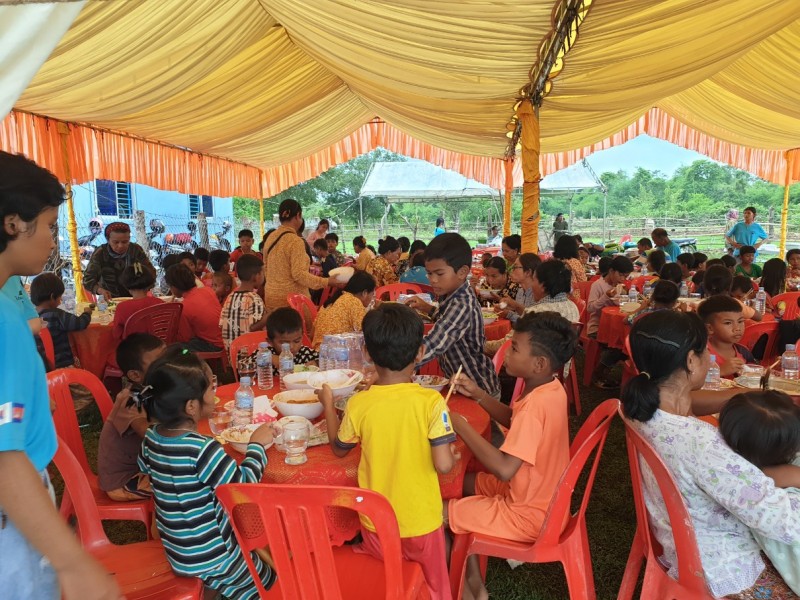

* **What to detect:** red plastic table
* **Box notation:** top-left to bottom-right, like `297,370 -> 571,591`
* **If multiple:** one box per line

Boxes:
200,382 -> 491,545
71,323 -> 115,377
596,306 -> 629,351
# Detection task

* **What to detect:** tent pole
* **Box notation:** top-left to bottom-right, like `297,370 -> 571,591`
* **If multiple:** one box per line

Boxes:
602,189 -> 607,244
518,101 -> 541,254
57,122 -> 86,302
503,159 -> 513,237
359,197 -> 364,235
779,150 -> 796,258
258,171 -> 265,241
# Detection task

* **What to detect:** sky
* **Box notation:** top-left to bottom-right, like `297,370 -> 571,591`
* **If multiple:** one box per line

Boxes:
581,134 -> 713,177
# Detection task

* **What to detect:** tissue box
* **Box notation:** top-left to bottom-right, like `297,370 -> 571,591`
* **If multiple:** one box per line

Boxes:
252,395 -> 278,424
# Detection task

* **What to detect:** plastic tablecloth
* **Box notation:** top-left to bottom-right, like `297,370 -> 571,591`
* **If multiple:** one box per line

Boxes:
202,382 -> 491,545
596,306 -> 629,351
71,323 -> 115,377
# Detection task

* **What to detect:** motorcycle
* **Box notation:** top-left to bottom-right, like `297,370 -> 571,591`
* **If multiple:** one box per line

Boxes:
147,219 -> 167,264
209,220 -> 232,252
163,221 -> 199,255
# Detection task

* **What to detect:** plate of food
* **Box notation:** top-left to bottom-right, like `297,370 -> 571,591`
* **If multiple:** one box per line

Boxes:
481,310 -> 498,324
619,302 -> 641,314
413,374 -> 449,392
220,424 -> 273,453
307,369 -> 364,399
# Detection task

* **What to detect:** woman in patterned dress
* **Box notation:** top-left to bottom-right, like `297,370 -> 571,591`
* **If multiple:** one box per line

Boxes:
366,236 -> 402,288
553,234 -> 586,298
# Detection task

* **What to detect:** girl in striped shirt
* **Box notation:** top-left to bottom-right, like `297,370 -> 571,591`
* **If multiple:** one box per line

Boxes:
136,347 -> 276,599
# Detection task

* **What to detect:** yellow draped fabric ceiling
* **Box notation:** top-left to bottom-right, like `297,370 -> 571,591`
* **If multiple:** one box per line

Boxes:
2,0 -> 799,197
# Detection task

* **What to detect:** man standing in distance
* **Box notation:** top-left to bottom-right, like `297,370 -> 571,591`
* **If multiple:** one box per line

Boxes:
726,206 -> 767,258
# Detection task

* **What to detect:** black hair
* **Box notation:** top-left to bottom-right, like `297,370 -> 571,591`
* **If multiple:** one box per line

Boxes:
651,280 -> 679,306
691,270 -> 705,288
397,236 -> 410,253
730,275 -> 754,296
697,294 -> 742,323
317,219 -> 329,229
362,303 -> 423,371
237,253 -> 263,281
366,244 -> 376,254
485,256 -> 507,273
266,307 -> 303,340
535,260 -> 572,297
177,251 -> 196,266
237,229 -> 254,240
659,263 -> 682,286
436,217 -> 445,227
30,272 -> 65,305
704,258 -> 724,269
609,255 -> 634,275
424,232 -> 471,272
787,249 -> 800,262
720,254 -> 737,269
703,264 -> 733,297
377,236 -> 400,255
761,258 -> 787,298
513,311 -> 578,371
116,333 -> 163,375
353,236 -> 366,251
676,253 -> 695,269
744,206 -> 757,216
325,232 -> 339,243
259,229 -> 275,252
277,199 -> 302,223
0,152 -> 64,254
119,262 -> 157,292
646,249 -> 666,274
553,235 -> 579,260
165,264 -> 197,293
160,253 -> 182,271
518,252 -> 542,275
692,252 -> 708,267
344,271 -> 376,295
411,252 -> 426,268
719,391 -> 800,467
578,246 -> 590,256
651,227 -> 668,239
141,346 -> 211,427
194,247 -> 209,262
501,234 -> 522,252
213,271 -> 233,289
621,311 -> 707,422
409,240 -> 426,255
598,256 -> 613,276
313,239 -> 329,251
208,249 -> 230,272
739,245 -> 756,257
637,237 -> 653,249
298,219 -> 306,235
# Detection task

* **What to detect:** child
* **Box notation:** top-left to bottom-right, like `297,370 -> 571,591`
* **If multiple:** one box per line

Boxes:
626,280 -> 679,325
400,252 -> 431,285
787,249 -> 800,279
735,245 -> 762,279
111,262 -> 163,340
719,390 -> 800,595
166,264 -> 224,352
319,303 -> 457,599
220,254 -> 265,350
405,233 -> 501,399
731,275 -> 756,304
312,238 -> 337,277
697,295 -> 755,378
229,228 -> 262,265
659,263 -> 683,287
136,347 -> 275,598
761,258 -> 787,299
98,334 -> 165,501
353,235 -> 375,271
703,265 -> 762,321
577,246 -> 590,268
312,271 -> 375,349
480,252 -> 493,269
208,249 -> 231,276
193,247 -> 209,279
30,272 -> 92,368
646,248 -> 666,276
693,252 -> 708,272
264,307 -> 318,375
721,253 -> 737,273
676,252 -> 695,282
447,312 -> 578,600
177,251 -> 204,287
325,232 -> 345,267
211,271 -> 233,305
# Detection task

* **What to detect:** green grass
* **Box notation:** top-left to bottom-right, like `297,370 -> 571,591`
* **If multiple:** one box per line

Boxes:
60,355 -> 635,599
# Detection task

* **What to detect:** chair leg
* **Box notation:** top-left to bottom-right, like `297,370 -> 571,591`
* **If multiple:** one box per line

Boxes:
582,339 -> 600,387
616,532 -> 645,600
569,360 -> 581,415
449,534 -> 471,600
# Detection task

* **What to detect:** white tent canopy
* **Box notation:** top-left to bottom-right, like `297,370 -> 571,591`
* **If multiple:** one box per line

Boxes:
541,159 -> 605,193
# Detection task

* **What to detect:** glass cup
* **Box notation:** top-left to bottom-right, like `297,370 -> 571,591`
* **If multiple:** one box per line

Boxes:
211,375 -> 218,393
209,407 -> 232,437
283,422 -> 310,465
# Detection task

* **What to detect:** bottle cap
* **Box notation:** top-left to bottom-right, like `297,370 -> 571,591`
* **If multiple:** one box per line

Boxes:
709,355 -> 716,363
282,343 -> 291,351
240,376 -> 251,384
258,342 -> 269,349
788,344 -> 796,351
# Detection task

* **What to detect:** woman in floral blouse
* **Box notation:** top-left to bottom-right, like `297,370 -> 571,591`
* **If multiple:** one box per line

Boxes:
366,236 -> 401,288
622,311 -> 800,599
480,256 -> 519,301
311,272 -> 376,349
553,235 -> 586,298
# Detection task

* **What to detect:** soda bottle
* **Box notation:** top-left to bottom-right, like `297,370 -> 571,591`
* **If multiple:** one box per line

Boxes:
704,355 -> 720,390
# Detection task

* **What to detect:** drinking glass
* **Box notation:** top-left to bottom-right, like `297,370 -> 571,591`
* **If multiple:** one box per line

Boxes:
209,407 -> 232,437
283,422 -> 310,465
211,375 -> 218,393
237,349 -> 257,381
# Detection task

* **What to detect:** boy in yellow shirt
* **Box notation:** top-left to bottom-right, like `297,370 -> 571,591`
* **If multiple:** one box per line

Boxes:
319,303 -> 458,600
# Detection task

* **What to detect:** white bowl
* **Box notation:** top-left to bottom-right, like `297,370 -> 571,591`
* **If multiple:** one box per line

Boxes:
413,375 -> 449,392
478,289 -> 500,299
220,424 -> 270,453
272,389 -> 324,419
482,312 -> 498,324
306,369 -> 363,399
282,371 -> 316,391
329,266 -> 355,283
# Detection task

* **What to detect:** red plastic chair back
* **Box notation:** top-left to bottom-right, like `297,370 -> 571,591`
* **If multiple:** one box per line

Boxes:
318,285 -> 336,307
375,283 -> 423,301
576,280 -> 592,301
618,410 -> 713,599
122,302 -> 183,344
492,339 -> 511,375
229,331 -> 268,379
773,292 -> 800,320
287,294 -> 317,346
216,484 -> 411,600
570,296 -> 587,323
38,327 -> 56,366
740,321 -> 779,366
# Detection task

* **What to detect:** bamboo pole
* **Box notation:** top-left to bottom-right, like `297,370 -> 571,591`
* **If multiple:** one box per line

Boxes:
503,159 -> 513,237
518,100 -> 541,253
57,122 -> 86,302
258,171 -> 265,241
779,150 -> 796,259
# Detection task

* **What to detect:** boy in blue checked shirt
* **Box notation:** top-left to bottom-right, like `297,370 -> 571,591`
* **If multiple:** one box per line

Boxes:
406,233 -> 501,399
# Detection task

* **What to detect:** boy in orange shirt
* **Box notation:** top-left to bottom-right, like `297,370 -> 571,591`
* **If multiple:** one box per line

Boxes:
447,311 -> 578,600
319,303 -> 458,599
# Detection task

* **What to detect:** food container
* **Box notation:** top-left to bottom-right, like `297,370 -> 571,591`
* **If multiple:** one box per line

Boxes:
272,389 -> 324,419
307,369 -> 363,399
282,371 -> 316,391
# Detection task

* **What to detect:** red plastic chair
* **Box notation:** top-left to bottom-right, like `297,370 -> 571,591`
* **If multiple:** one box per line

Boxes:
579,321 -> 601,387
229,331 -> 268,379
570,296 -> 587,324
47,368 -> 154,536
773,292 -> 800,320
740,321 -> 780,367
51,437 -> 203,599
576,281 -> 592,301
287,293 -> 317,346
38,326 -> 56,366
375,283 -> 423,301
416,284 -> 436,297
556,322 -> 583,416
493,340 -> 525,406
620,335 -> 638,389
449,399 -> 619,600
216,484 -> 429,599
617,412 -> 714,600
318,285 -> 337,307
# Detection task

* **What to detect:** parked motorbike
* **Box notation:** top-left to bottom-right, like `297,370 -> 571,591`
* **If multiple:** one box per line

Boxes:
163,221 -> 199,255
209,220 -> 232,252
147,219 -> 167,264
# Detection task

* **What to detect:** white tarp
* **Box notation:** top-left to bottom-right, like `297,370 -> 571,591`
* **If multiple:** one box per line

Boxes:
540,159 -> 603,192
360,160 -> 499,202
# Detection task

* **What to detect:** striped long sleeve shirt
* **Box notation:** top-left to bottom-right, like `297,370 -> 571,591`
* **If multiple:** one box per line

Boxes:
420,281 -> 501,399
138,429 -> 275,598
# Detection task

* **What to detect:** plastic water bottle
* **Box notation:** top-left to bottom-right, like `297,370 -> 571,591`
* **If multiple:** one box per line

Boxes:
628,286 -> 638,303
704,355 -> 721,390
641,264 -> 648,276
679,281 -> 689,298
643,281 -> 652,299
97,295 -> 108,314
256,342 -> 273,390
333,343 -> 350,370
62,286 -> 76,314
279,343 -> 294,390
755,286 -> 767,315
233,377 -> 254,426
346,334 -> 364,372
782,344 -> 799,380
318,343 -> 330,371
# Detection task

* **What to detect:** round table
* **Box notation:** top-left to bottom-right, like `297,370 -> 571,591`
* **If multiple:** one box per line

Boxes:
596,306 -> 629,351
71,322 -> 115,377
200,381 -> 491,545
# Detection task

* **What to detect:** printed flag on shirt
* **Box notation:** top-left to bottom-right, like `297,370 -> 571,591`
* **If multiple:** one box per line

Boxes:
0,402 -> 24,426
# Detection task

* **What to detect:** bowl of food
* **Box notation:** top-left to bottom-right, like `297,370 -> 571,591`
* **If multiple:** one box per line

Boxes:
220,424 -> 269,453
272,389 -> 324,419
307,369 -> 364,399
481,310 -> 498,324
478,289 -> 500,299
282,371 -> 316,391
413,374 -> 449,392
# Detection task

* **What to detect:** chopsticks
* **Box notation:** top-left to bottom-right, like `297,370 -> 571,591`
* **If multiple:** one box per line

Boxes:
445,365 -> 462,404
761,358 -> 782,390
